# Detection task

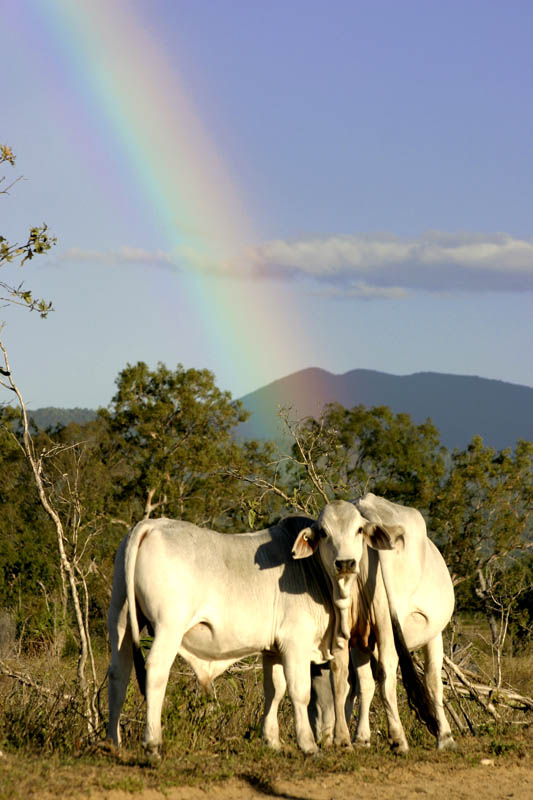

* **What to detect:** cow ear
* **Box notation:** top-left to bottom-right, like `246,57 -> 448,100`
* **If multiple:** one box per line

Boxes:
363,522 -> 404,551
292,525 -> 319,559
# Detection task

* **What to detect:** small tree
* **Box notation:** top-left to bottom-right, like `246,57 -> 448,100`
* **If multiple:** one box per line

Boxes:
0,145 -> 103,731
0,341 -> 101,731
430,436 -> 533,681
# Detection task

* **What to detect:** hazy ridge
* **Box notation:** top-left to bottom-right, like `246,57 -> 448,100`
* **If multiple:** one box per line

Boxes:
237,368 -> 533,450
23,369 -> 533,450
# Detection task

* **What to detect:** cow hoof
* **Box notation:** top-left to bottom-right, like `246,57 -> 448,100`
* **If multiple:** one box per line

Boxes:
321,734 -> 334,748
144,742 -> 162,764
300,741 -> 319,756
437,735 -> 457,752
146,750 -> 162,767
264,738 -> 282,751
390,740 -> 409,755
334,736 -> 353,750
353,738 -> 371,749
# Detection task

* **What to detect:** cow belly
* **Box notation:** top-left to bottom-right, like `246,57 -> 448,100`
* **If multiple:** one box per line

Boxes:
181,619 -> 268,660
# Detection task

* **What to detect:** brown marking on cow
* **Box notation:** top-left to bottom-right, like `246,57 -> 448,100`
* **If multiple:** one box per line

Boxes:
349,609 -> 377,652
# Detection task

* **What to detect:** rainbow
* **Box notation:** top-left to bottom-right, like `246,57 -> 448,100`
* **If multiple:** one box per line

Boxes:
41,0 -> 317,396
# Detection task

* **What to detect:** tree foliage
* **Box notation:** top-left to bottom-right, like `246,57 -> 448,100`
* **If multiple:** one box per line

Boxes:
430,436 -> 533,587
430,436 -> 533,667
1,144 -> 55,317
99,361 -> 272,529
0,406 -> 57,644
278,403 -> 445,514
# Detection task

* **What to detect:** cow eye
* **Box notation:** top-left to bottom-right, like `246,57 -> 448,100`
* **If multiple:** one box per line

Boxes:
357,526 -> 363,534
318,526 -> 327,539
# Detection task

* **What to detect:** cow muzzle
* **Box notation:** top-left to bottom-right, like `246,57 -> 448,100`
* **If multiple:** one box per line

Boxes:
334,558 -> 357,575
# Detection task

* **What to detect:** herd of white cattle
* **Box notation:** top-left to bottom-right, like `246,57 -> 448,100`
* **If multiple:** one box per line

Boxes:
106,493 -> 456,757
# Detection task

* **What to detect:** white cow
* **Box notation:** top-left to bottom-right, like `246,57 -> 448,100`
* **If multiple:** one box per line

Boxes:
106,501 -> 397,756
309,493 -> 456,753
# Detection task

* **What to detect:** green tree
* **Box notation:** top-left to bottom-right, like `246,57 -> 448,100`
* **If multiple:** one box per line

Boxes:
277,403 -> 445,515
430,436 -> 533,676
0,406 -> 57,646
33,416 -> 138,639
100,361 -> 269,529
0,408 -> 136,650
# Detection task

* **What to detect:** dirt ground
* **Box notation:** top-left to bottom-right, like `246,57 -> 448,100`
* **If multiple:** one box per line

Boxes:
2,718 -> 532,800
4,754 -> 528,800
89,762 -> 533,800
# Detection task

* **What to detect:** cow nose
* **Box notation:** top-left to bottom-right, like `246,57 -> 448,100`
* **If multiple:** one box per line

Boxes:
335,558 -> 356,574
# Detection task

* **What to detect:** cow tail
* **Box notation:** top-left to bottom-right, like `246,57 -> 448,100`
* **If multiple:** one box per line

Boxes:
378,551 -> 439,739
390,614 -> 439,737
125,521 -> 149,698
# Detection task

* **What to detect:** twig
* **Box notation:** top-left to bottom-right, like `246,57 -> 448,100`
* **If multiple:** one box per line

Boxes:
443,660 -> 475,734
0,659 -> 72,700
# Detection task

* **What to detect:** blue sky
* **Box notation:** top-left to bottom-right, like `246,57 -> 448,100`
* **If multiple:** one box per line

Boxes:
1,0 -> 532,410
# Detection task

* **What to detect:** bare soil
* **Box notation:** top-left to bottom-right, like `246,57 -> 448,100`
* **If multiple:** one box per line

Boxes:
2,735 -> 532,800
85,762 -> 533,800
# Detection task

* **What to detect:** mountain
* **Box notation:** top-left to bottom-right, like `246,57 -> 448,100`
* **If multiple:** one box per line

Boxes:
26,407 -> 98,430
237,368 -> 533,450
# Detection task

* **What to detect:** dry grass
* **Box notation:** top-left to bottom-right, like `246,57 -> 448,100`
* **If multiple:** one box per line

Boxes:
0,716 -> 531,800
1,644 -> 531,799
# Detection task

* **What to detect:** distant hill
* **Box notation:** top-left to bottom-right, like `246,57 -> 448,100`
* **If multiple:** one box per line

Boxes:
237,368 -> 533,451
26,407 -> 98,431
21,369 -> 533,451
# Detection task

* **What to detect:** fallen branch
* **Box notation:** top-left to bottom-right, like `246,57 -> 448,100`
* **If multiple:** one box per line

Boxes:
443,659 -> 476,734
443,655 -> 533,712
0,659 -> 72,700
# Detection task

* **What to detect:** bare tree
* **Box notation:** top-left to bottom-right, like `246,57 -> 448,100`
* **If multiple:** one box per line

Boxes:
0,333 -> 100,734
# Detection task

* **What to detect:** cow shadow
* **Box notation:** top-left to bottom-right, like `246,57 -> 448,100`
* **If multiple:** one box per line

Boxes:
253,516 -> 332,607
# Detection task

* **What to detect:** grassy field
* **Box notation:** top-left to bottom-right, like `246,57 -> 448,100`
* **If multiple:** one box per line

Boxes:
1,643 -> 531,799
1,726 -> 532,799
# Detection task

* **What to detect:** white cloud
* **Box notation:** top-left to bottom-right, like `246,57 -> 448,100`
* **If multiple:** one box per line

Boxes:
55,232 -> 533,295
236,232 -> 533,293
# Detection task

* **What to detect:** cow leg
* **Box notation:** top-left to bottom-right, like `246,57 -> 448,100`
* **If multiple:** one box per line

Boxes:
330,643 -> 352,747
282,648 -> 318,755
377,644 -> 409,754
261,652 -> 286,749
143,625 -> 181,756
423,634 -> 456,751
345,654 -> 358,724
107,600 -> 133,747
309,664 -> 335,747
351,647 -> 375,747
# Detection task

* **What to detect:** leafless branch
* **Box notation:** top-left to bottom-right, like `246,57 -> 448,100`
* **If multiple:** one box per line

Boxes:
0,659 -> 72,700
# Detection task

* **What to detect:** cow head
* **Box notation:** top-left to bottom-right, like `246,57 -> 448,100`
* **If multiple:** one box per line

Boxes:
292,499 -> 403,598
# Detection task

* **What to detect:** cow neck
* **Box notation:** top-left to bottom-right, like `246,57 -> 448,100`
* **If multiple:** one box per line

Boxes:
316,549 -> 354,655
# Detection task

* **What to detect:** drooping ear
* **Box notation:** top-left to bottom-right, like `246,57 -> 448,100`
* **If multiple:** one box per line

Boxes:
292,524 -> 319,559
363,522 -> 404,551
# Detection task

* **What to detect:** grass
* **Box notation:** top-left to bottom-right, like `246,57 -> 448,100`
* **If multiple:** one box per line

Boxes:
0,631 -> 532,799
1,719 -> 531,800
